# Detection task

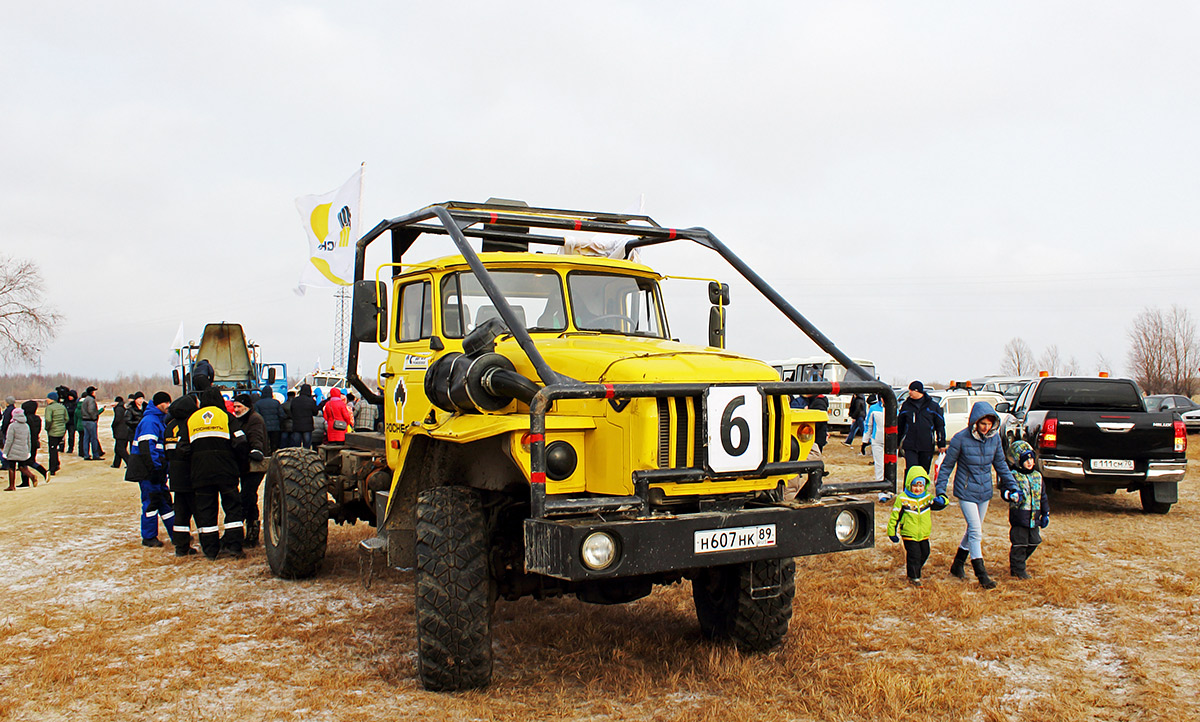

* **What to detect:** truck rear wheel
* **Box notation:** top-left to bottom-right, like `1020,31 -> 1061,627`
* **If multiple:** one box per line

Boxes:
1140,486 -> 1173,514
415,486 -> 494,691
263,448 -> 329,579
692,557 -> 795,651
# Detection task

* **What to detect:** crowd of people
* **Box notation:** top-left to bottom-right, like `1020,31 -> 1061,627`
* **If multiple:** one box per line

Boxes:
1,369 -> 382,560
790,380 -> 1049,590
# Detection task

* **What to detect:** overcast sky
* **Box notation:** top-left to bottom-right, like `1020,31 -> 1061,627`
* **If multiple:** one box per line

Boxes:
4,2 -> 1199,385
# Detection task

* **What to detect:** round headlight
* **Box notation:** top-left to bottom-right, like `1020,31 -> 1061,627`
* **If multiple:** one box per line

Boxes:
581,531 -> 617,570
834,510 -> 859,544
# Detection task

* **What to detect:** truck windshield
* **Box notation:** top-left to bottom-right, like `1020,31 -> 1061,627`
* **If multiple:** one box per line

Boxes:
440,270 -> 568,338
566,272 -> 667,337
1035,379 -> 1145,411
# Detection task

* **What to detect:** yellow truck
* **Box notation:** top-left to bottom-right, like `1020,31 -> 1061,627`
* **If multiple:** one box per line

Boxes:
263,200 -> 898,691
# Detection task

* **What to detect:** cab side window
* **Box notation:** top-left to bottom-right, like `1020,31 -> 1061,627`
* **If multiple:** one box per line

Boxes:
397,281 -> 432,342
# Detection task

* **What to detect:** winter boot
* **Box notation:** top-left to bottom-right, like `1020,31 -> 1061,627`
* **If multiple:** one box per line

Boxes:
972,558 -> 997,589
1010,547 -> 1030,579
950,548 -> 969,579
244,520 -> 260,548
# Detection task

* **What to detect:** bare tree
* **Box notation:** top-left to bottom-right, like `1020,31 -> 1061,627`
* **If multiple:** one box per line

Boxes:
1063,356 -> 1081,376
1001,337 -> 1035,375
0,255 -> 61,365
1096,352 -> 1114,376
1039,344 -> 1062,376
1128,305 -> 1199,395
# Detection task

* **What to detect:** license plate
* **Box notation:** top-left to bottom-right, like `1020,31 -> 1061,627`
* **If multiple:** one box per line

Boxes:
694,524 -> 776,554
1091,458 -> 1134,471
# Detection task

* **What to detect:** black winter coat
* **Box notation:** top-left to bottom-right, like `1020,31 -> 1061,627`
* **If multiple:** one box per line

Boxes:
112,403 -> 131,441
254,396 -> 285,433
897,394 -> 946,453
290,392 -> 318,433
231,410 -> 268,474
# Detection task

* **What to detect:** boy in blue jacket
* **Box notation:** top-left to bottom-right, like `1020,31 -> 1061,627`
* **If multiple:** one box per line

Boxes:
1007,440 -> 1049,579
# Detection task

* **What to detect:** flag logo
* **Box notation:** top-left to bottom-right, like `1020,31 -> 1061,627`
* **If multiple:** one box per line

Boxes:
296,167 -> 363,292
202,411 -> 214,424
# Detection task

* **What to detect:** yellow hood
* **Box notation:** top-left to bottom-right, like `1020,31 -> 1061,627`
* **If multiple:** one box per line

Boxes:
496,335 -> 778,384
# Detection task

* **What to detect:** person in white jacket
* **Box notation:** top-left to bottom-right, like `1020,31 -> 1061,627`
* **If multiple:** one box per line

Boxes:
865,394 -> 886,483
4,408 -> 41,490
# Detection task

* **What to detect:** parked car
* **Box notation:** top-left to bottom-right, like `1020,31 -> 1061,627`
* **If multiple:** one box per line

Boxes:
937,388 -> 1012,440
1007,376 -> 1187,513
1144,394 -> 1200,432
973,376 -> 1034,402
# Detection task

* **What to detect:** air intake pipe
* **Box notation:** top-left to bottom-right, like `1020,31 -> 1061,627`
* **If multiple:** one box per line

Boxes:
424,351 -> 540,413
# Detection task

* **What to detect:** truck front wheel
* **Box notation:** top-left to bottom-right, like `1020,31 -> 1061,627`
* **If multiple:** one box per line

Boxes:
692,557 -> 795,651
263,448 -> 329,579
415,485 -> 494,691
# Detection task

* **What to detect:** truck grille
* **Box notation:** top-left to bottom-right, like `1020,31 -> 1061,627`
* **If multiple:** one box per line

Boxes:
657,393 -> 788,471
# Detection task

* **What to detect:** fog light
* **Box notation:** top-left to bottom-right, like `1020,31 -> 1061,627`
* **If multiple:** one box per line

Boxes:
834,510 -> 858,543
797,424 -> 814,443
545,440 -> 578,481
581,531 -> 616,570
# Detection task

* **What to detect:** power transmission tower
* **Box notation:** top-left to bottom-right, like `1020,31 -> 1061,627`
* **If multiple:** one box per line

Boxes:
334,286 -> 351,372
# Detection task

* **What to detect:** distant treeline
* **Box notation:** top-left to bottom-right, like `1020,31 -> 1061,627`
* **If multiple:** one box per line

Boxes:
0,372 -> 179,403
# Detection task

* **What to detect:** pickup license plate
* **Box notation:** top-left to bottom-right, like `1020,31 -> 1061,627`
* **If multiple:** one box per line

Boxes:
694,524 -> 776,554
1091,458 -> 1135,471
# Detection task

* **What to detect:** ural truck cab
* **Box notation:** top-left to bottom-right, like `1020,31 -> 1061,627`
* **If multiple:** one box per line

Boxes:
262,200 -> 898,691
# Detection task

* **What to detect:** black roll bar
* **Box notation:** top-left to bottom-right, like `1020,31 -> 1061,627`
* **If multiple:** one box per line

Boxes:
346,200 -> 875,417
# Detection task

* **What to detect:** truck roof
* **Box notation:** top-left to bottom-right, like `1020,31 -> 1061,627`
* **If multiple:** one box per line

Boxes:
396,251 -> 661,277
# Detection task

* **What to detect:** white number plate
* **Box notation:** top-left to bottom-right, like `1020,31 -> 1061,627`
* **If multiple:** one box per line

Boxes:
1091,458 -> 1135,471
694,524 -> 776,554
705,386 -> 764,473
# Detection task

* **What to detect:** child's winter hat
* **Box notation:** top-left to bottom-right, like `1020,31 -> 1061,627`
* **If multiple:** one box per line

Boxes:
1010,439 -> 1036,465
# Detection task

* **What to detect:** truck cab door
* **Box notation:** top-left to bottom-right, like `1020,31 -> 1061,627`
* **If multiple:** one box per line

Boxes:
385,278 -> 435,446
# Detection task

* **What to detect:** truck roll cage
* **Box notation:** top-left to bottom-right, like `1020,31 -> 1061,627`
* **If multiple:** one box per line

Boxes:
346,200 -> 898,497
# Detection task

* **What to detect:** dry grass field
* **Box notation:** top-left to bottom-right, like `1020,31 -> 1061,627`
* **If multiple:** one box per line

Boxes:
2,424 -> 1199,722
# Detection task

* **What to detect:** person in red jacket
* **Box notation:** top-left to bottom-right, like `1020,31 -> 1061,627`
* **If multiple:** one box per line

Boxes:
322,388 -> 354,444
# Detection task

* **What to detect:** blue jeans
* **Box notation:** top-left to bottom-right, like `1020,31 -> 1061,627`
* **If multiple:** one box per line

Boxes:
294,431 -> 312,449
845,417 -> 865,443
82,420 -> 100,458
958,499 -> 990,560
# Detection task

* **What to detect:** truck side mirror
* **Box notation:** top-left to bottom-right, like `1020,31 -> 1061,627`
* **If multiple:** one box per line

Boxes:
352,280 -> 388,343
172,369 -> 180,386
708,306 -> 726,349
995,401 -> 1011,413
267,367 -> 277,384
707,281 -> 730,306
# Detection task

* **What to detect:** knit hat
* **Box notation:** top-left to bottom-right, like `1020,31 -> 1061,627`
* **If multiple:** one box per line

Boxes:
132,391 -> 145,400
85,386 -> 97,395
152,391 -> 172,406
234,393 -> 254,407
908,380 -> 924,393
47,391 -> 58,401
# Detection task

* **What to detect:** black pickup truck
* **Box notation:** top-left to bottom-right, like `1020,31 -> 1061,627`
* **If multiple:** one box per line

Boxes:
1006,376 -> 1187,513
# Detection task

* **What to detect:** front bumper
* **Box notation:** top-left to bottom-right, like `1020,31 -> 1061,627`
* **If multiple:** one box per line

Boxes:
524,498 -> 874,581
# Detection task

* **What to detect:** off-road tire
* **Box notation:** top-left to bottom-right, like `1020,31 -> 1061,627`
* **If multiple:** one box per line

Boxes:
415,486 -> 494,691
1140,487 -> 1173,514
263,448 -> 329,579
692,557 -> 795,652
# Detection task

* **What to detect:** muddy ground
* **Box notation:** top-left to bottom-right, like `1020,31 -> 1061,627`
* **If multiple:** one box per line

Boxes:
2,424 -> 1198,722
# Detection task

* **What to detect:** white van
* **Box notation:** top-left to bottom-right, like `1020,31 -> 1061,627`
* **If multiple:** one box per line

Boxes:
769,356 -> 877,428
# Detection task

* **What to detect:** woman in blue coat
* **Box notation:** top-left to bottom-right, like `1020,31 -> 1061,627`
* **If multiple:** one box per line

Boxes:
934,400 -> 1020,589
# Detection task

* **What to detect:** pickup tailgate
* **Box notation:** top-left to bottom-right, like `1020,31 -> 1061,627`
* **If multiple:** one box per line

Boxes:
1053,411 -> 1179,470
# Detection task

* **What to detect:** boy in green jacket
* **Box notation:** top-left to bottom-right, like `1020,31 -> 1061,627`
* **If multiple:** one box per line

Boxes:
886,465 -> 942,586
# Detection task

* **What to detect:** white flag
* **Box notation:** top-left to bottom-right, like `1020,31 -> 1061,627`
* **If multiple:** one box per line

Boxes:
295,167 -> 363,294
168,322 -> 185,368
